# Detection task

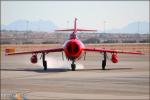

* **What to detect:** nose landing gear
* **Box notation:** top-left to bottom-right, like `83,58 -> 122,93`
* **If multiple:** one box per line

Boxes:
71,60 -> 76,71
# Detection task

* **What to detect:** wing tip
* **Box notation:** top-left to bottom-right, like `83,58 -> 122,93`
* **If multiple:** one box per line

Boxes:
5,48 -> 16,56
135,51 -> 145,55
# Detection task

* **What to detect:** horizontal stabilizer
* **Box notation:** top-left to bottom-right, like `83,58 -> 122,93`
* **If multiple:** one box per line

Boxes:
55,18 -> 97,33
77,29 -> 97,32
55,29 -> 97,32
55,29 -> 74,32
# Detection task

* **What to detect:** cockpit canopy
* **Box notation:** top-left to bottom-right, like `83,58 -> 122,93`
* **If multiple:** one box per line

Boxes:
70,33 -> 78,39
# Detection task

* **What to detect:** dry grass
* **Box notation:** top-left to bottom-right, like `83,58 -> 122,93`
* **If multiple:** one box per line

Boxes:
1,43 -> 149,54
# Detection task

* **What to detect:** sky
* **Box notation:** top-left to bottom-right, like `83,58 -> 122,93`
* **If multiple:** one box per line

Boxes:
1,1 -> 149,31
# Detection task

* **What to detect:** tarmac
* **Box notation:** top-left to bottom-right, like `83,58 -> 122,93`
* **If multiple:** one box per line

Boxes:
1,51 -> 149,99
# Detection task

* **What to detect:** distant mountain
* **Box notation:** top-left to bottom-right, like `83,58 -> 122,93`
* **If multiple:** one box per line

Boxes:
1,20 -> 149,34
107,21 -> 149,34
1,20 -> 57,32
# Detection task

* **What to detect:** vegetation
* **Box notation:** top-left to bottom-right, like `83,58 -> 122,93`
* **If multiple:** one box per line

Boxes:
1,30 -> 149,44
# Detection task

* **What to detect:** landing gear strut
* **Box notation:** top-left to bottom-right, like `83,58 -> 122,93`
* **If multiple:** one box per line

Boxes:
42,52 -> 47,71
102,52 -> 107,70
71,60 -> 76,71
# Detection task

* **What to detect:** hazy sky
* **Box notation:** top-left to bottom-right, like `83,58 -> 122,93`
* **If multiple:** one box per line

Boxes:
1,1 -> 149,31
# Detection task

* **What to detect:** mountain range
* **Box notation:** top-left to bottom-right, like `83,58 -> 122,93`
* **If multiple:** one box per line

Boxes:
1,20 -> 149,34
106,21 -> 149,34
1,20 -> 57,32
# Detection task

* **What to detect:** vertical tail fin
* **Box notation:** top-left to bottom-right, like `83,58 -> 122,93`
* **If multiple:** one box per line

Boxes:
74,18 -> 77,33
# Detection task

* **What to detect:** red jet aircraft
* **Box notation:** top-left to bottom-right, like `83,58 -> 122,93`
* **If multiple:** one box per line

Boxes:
6,18 -> 144,71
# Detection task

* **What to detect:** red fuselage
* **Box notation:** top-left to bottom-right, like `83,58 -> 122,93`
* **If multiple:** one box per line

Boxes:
63,36 -> 85,61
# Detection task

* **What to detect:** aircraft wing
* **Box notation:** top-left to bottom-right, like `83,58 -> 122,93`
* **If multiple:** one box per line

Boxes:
6,48 -> 64,55
84,48 -> 144,55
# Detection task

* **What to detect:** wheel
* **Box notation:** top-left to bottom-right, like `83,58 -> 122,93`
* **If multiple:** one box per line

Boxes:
102,60 -> 106,70
43,60 -> 47,71
71,64 -> 76,71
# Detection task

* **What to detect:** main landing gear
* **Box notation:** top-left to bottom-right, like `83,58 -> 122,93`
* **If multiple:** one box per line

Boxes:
102,52 -> 107,70
42,52 -> 47,71
71,60 -> 76,71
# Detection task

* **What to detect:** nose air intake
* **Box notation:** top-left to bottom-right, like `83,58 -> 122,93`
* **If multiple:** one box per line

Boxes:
67,42 -> 79,54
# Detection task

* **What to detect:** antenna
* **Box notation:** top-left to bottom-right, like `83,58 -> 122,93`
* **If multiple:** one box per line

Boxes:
26,20 -> 29,39
137,22 -> 140,34
104,21 -> 106,33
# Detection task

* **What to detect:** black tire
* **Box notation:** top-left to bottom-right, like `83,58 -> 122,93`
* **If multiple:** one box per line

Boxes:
43,60 -> 47,71
102,60 -> 106,70
71,64 -> 76,71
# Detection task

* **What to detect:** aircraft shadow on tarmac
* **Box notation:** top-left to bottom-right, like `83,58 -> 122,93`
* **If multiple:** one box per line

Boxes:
78,68 -> 133,71
1,67 -> 132,73
0,68 -> 70,73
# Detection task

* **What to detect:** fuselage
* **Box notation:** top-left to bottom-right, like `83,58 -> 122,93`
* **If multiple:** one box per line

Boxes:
63,34 -> 85,61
